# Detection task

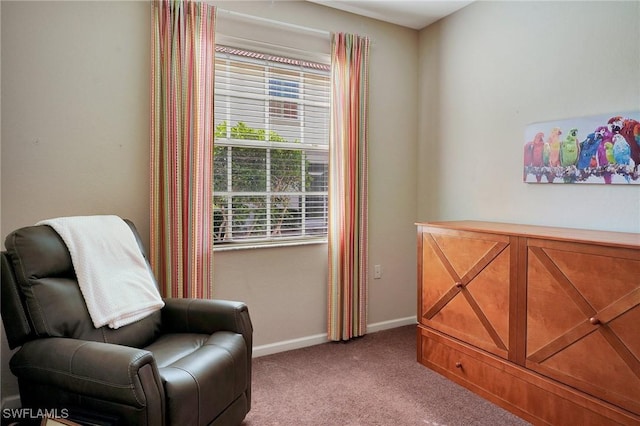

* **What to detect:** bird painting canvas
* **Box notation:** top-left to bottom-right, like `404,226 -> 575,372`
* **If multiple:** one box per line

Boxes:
523,111 -> 640,184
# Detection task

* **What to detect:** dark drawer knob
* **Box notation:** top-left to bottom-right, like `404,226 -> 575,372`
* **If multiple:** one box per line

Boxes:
455,282 -> 464,289
455,362 -> 462,369
589,317 -> 601,325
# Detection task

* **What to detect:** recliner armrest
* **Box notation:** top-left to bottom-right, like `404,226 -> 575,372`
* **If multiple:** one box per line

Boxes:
10,338 -> 164,408
161,299 -> 253,348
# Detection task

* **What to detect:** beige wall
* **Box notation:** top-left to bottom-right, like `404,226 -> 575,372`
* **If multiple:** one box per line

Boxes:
418,0 -> 640,233
1,1 -> 152,240
1,0 -> 419,403
1,0 -> 153,403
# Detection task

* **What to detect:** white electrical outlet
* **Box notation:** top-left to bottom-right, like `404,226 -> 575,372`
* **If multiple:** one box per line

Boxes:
374,264 -> 382,279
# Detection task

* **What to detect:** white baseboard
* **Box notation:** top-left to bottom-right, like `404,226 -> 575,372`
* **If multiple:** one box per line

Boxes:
253,316 -> 417,358
367,316 -> 417,333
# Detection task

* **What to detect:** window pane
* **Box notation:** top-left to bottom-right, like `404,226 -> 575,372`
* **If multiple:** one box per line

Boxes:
213,196 -> 229,242
232,195 -> 267,239
269,100 -> 299,120
232,147 -> 266,192
307,156 -> 328,190
213,146 -> 228,192
305,105 -> 330,145
269,79 -> 299,99
271,148 -> 302,192
305,194 -> 328,235
270,194 -> 301,237
229,110 -> 263,132
270,123 -> 302,142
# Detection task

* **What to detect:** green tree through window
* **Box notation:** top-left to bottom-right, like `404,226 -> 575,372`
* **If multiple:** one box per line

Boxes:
214,121 -> 323,242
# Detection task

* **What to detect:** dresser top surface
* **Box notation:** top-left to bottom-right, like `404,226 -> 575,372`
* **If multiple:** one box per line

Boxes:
416,220 -> 640,249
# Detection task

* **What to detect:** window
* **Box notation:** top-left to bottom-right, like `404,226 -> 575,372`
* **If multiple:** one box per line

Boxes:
213,45 -> 330,245
269,79 -> 299,120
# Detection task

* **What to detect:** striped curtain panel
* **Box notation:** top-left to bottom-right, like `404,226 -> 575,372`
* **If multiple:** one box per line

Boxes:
150,0 -> 216,298
328,33 -> 371,341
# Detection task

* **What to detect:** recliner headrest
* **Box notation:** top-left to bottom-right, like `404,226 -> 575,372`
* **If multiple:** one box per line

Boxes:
7,225 -> 74,282
3,220 -> 161,347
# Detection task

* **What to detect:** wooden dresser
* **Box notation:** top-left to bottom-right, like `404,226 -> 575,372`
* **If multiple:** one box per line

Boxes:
416,221 -> 640,425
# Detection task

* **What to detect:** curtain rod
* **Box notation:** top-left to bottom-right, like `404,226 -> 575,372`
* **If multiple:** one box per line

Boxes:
216,8 -> 331,38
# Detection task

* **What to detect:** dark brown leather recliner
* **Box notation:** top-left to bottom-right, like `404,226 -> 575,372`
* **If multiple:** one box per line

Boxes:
1,221 -> 252,425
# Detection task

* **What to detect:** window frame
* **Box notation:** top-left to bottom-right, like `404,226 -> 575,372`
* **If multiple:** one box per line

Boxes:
213,45 -> 330,249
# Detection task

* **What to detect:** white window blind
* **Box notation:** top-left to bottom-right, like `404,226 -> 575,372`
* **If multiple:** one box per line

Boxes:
213,44 -> 330,245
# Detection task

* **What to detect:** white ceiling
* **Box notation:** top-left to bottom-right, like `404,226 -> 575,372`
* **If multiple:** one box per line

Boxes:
307,0 -> 474,30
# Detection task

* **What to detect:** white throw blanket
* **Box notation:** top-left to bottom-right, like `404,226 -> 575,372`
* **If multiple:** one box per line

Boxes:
37,215 -> 164,329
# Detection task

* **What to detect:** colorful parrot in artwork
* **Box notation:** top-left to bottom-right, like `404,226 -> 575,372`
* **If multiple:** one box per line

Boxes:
531,133 -> 545,167
613,134 -> 631,166
546,127 -> 562,167
523,132 -> 545,182
543,143 -> 551,166
596,126 -> 614,166
613,133 -> 632,183
523,141 -> 534,180
605,142 -> 615,164
595,125 -> 615,183
577,132 -> 601,170
609,116 -> 640,175
560,128 -> 580,167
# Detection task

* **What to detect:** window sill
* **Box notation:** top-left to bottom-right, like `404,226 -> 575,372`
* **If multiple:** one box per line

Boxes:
213,238 -> 327,252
